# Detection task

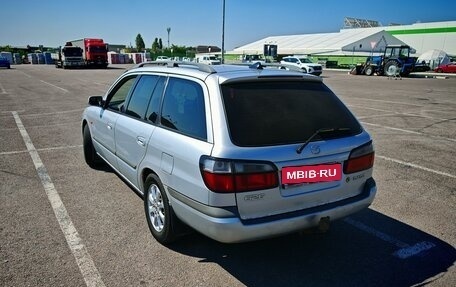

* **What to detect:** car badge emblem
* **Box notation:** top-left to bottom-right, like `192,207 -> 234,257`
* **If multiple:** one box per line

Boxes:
310,145 -> 320,154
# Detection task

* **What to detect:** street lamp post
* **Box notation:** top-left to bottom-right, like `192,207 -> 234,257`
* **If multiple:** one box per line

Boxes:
221,0 -> 225,64
167,27 -> 171,48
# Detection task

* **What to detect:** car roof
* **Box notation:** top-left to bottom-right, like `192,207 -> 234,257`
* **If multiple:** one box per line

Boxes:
126,61 -> 322,83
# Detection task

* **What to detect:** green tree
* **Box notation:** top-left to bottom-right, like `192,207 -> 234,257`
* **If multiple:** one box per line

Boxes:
151,38 -> 159,53
135,33 -> 145,51
0,45 -> 12,52
169,44 -> 188,55
158,38 -> 163,50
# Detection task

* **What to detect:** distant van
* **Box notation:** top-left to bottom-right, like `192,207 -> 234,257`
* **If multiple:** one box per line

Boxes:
156,56 -> 169,61
196,55 -> 221,65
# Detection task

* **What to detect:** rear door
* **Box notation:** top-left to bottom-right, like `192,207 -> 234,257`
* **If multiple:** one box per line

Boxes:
147,76 -> 213,204
233,140 -> 369,220
219,79 -> 371,220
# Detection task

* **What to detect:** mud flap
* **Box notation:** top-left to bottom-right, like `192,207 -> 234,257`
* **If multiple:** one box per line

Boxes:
317,216 -> 330,233
300,216 -> 331,235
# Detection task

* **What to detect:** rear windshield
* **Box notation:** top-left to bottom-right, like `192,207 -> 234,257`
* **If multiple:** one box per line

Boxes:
221,81 -> 362,146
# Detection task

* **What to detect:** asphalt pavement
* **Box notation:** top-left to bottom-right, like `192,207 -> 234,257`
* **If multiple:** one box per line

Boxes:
1,64 -> 455,287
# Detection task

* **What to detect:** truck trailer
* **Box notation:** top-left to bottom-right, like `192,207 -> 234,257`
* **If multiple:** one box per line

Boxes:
69,38 -> 108,68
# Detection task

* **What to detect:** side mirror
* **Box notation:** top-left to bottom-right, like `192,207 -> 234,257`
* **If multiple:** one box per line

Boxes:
88,96 -> 103,107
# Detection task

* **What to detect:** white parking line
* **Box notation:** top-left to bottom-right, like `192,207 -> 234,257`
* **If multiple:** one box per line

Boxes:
0,150 -> 28,156
0,110 -> 25,115
40,80 -> 69,93
357,113 -> 398,120
12,111 -> 105,287
377,155 -> 456,179
21,108 -> 84,118
0,145 -> 83,156
0,83 -> 7,94
348,105 -> 450,121
361,121 -> 456,143
348,97 -> 424,107
18,71 -> 32,78
343,217 -> 436,259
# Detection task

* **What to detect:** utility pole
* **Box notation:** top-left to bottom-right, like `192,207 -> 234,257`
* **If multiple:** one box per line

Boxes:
221,0 -> 225,64
167,27 -> 171,48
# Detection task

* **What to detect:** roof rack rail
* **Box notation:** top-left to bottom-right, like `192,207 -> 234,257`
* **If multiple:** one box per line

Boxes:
132,61 -> 217,73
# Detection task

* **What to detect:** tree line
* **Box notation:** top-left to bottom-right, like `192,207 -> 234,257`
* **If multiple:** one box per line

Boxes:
132,33 -> 195,58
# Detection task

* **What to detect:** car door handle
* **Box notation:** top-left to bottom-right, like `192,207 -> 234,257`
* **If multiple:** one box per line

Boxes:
136,136 -> 146,147
107,123 -> 113,130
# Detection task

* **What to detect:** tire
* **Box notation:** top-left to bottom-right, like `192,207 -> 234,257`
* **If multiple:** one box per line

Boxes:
83,124 -> 102,168
364,65 -> 374,76
302,67 -> 307,73
144,174 -> 179,244
384,60 -> 400,77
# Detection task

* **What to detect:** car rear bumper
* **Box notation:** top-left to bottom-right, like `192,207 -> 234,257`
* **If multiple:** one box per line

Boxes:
169,178 -> 376,243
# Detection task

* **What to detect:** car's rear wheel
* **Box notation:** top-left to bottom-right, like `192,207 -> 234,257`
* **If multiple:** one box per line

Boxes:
144,174 -> 178,244
83,124 -> 102,168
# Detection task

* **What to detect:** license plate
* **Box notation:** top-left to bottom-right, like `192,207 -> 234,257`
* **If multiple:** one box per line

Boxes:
281,163 -> 342,184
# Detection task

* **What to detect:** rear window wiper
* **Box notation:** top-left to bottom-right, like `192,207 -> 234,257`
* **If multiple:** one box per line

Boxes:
296,127 -> 351,154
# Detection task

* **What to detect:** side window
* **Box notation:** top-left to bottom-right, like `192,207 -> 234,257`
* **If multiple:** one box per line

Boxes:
146,77 -> 166,124
107,76 -> 137,112
161,78 -> 207,140
125,75 -> 159,119
385,47 -> 393,58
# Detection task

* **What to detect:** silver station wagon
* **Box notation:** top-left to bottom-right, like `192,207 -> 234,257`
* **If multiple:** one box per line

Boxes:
82,62 -> 376,244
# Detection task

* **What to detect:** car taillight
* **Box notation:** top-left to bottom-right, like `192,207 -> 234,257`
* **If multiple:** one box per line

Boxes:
200,156 -> 278,193
344,141 -> 375,174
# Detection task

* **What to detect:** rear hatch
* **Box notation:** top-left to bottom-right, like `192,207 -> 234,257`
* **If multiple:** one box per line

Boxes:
220,79 -> 372,220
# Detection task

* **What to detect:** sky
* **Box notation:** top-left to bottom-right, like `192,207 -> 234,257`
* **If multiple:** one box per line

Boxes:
1,0 -> 455,50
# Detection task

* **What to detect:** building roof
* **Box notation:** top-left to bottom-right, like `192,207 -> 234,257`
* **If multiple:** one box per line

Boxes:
196,45 -> 221,53
232,21 -> 456,56
233,29 -> 406,56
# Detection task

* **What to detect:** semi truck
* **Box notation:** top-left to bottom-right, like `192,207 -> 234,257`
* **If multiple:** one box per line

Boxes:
69,38 -> 108,68
53,43 -> 85,69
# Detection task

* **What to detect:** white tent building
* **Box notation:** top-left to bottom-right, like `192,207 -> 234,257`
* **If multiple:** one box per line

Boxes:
384,21 -> 456,56
232,21 -> 456,57
233,29 -> 408,56
417,49 -> 451,69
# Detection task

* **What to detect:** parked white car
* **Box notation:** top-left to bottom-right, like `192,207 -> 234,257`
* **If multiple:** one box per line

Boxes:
155,56 -> 169,61
280,56 -> 323,76
82,61 -> 375,244
242,54 -> 266,64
